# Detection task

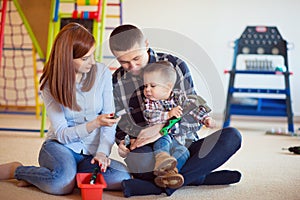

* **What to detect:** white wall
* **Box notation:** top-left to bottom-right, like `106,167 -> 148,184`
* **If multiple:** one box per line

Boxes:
117,0 -> 300,116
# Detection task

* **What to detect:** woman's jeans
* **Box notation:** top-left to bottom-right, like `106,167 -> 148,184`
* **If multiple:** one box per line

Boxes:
14,140 -> 131,195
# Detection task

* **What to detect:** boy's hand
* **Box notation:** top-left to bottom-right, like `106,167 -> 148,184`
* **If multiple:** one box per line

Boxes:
203,117 -> 216,128
168,106 -> 183,118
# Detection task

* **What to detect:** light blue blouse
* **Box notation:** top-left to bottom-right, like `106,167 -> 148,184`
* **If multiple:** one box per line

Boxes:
42,63 -> 115,156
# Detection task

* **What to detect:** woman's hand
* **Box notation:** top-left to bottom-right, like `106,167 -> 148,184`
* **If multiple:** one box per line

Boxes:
91,152 -> 111,173
96,113 -> 120,127
118,140 -> 130,158
87,113 -> 120,133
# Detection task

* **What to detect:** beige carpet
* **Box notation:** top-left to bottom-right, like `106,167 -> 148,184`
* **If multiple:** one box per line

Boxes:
0,114 -> 300,200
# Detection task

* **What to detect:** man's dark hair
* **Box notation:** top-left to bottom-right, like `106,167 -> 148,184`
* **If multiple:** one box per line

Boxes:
109,24 -> 145,52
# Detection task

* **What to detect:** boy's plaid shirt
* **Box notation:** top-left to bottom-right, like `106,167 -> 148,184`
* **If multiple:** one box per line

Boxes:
143,89 -> 210,145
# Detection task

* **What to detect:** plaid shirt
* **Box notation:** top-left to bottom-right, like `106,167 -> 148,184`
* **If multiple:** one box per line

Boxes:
112,48 -> 201,145
143,89 -> 210,145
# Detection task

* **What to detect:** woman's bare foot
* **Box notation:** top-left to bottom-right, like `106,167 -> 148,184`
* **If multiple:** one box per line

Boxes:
0,162 -> 22,180
17,180 -> 32,187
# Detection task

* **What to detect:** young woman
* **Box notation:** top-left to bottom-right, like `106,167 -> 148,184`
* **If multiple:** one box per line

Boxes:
0,23 -> 130,195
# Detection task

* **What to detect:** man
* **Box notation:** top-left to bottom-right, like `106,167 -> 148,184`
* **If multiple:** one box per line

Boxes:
109,24 -> 242,197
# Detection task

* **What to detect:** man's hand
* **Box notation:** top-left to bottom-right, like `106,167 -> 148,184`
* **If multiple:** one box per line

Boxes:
130,124 -> 164,150
118,140 -> 130,158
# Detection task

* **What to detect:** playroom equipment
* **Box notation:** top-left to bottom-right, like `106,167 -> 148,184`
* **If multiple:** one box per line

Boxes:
223,26 -> 294,135
0,0 -> 48,123
0,0 -> 7,67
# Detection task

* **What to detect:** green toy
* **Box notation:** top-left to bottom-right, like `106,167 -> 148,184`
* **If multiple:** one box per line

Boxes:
159,95 -> 211,136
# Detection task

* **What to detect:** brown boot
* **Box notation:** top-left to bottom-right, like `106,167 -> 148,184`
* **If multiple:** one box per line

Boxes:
154,168 -> 184,189
154,152 -> 177,176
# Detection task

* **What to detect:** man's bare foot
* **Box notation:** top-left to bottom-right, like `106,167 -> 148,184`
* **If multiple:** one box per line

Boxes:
0,162 -> 22,180
17,180 -> 32,187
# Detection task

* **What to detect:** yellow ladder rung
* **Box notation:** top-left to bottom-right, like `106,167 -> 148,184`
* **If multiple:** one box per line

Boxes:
106,14 -> 120,18
60,13 -> 73,18
77,0 -> 99,5
61,0 -> 76,3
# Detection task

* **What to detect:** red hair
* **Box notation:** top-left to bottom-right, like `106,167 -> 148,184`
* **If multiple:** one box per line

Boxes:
40,23 -> 96,111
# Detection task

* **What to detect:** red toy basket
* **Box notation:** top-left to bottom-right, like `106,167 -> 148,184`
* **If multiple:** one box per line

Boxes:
76,173 -> 107,200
